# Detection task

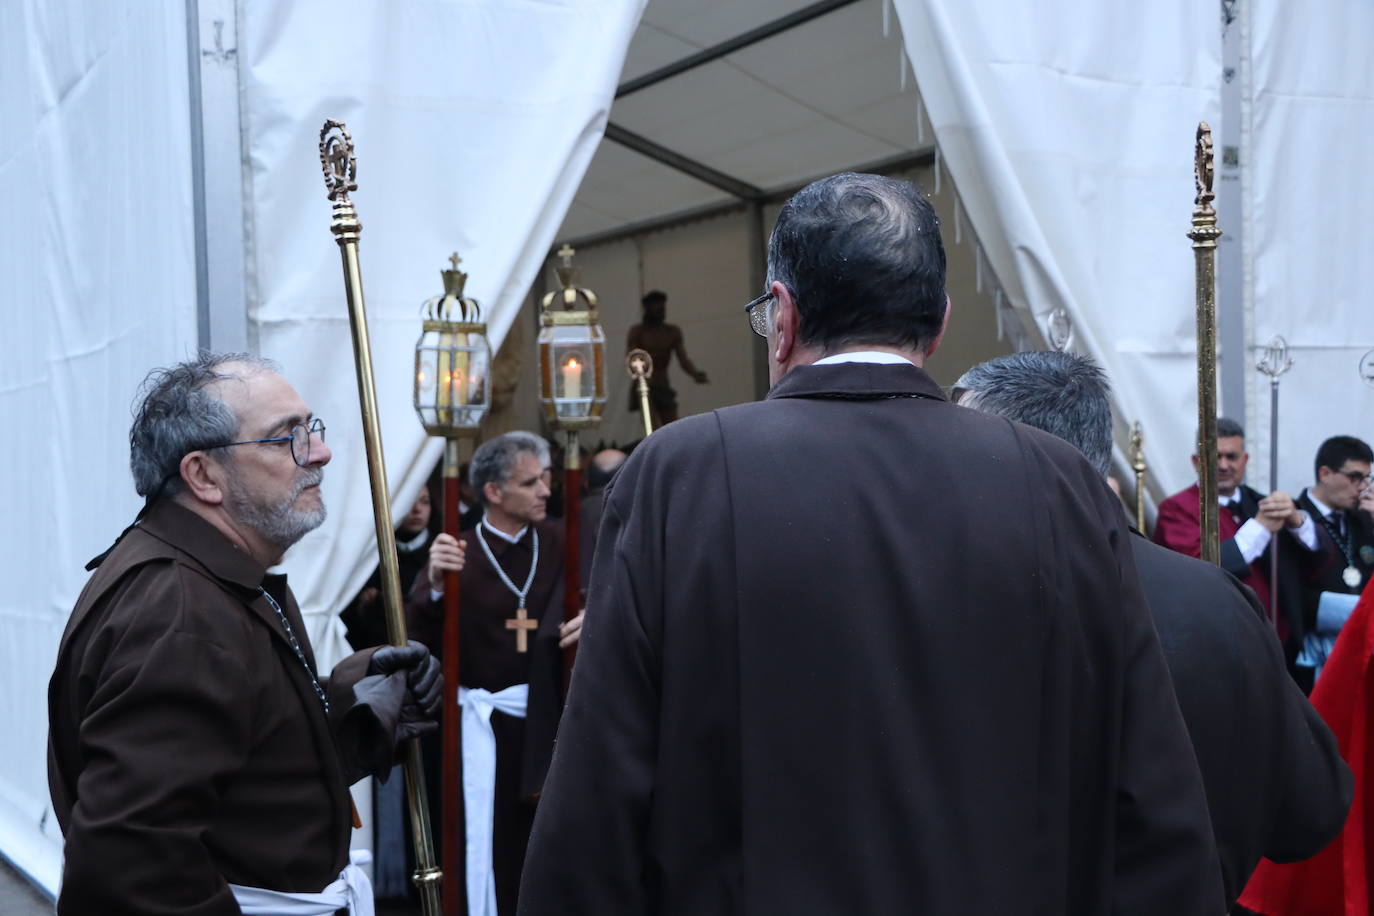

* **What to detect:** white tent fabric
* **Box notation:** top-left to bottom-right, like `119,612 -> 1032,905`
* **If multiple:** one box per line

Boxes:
0,1 -> 199,891
894,1 -> 1222,498
1242,0 -> 1374,496
894,0 -> 1371,498
236,0 -> 645,672
1,0 -> 643,895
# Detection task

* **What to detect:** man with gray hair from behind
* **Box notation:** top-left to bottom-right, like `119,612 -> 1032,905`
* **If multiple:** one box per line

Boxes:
956,349 -> 1351,908
48,352 -> 443,915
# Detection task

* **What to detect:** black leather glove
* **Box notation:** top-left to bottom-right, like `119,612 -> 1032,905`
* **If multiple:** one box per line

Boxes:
369,640 -> 443,718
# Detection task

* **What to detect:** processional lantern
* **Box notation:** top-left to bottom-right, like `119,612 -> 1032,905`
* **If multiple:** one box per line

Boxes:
414,253 -> 491,436
412,251 -> 490,916
537,244 -> 605,685
538,245 -> 607,429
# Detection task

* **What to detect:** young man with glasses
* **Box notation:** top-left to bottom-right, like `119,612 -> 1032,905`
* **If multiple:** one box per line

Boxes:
520,172 -> 1222,915
1294,435 -> 1374,682
48,353 -> 442,916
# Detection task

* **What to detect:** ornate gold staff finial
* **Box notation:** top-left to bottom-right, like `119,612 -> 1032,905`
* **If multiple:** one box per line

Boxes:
319,120 -> 358,203
626,348 -> 655,438
1129,421 -> 1148,533
1188,121 -> 1223,565
1193,122 -> 1216,219
1046,307 -> 1073,352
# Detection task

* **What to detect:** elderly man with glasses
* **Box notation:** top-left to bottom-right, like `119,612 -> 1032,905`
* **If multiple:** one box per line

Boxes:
48,353 -> 442,916
519,173 -> 1222,915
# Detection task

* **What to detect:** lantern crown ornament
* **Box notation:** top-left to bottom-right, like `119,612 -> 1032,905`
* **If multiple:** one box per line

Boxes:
542,244 -> 600,312
538,245 -> 606,430
414,252 -> 492,437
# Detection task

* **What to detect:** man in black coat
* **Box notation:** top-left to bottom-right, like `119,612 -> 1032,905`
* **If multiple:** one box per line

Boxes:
1295,435 -> 1374,678
519,173 -> 1222,915
955,350 -> 1351,908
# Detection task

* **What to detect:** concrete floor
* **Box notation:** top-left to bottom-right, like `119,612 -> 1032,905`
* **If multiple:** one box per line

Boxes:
0,859 -> 53,915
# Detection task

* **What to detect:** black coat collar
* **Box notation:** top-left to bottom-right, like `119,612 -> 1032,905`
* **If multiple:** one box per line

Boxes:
765,361 -> 946,403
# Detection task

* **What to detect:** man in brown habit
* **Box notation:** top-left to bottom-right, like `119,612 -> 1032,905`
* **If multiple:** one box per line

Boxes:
408,431 -> 579,916
520,173 -> 1223,914
47,354 -> 442,915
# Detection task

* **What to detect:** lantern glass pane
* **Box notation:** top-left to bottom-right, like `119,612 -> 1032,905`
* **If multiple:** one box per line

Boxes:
414,342 -> 439,411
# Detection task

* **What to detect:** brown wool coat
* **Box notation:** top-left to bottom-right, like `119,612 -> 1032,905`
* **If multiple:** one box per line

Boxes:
520,362 -> 1224,916
48,499 -> 385,916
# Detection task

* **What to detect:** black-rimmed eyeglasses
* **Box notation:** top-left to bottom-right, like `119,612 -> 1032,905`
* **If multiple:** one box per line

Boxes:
1338,469 -> 1373,488
744,293 -> 773,338
211,418 -> 326,467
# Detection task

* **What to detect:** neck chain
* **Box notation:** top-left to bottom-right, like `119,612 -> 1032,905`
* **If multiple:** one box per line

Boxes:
475,524 -> 539,609
1313,508 -> 1363,588
260,588 -> 330,715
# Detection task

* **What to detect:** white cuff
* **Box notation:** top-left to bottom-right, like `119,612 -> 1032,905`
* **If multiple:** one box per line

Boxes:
430,588 -> 444,602
1290,512 -> 1319,551
1233,518 -> 1272,565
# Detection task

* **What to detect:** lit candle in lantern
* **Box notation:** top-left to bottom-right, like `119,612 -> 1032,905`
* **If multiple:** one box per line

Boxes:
561,356 -> 583,398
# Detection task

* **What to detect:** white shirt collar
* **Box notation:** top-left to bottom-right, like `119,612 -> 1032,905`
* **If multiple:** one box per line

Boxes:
480,514 -> 528,544
396,528 -> 430,553
811,350 -> 915,367
1308,491 -> 1339,520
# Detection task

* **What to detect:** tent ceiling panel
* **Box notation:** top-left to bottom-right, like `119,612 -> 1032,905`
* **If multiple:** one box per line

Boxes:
557,141 -> 731,240
560,0 -> 919,243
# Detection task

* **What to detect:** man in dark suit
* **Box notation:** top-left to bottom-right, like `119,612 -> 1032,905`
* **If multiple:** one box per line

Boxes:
519,173 -> 1223,915
1294,435 -> 1374,679
1154,417 -> 1322,676
956,350 -> 1351,909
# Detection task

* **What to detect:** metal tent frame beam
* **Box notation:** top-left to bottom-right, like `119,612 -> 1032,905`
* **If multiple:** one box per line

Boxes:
615,0 -> 863,99
558,146 -> 936,252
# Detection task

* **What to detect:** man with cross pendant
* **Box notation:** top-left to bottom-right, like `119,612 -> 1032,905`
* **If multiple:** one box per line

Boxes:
408,431 -> 579,915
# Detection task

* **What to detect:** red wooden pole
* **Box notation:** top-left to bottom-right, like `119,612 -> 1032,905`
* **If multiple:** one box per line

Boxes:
440,440 -> 463,916
562,431 -> 582,692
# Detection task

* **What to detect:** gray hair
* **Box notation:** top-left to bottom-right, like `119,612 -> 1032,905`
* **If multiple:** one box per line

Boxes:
1190,417 -> 1246,456
1216,417 -> 1244,441
766,172 -> 946,352
469,431 -> 551,505
956,351 -> 1113,477
129,352 -> 277,498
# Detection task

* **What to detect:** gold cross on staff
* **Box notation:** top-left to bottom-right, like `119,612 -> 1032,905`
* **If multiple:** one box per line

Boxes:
557,244 -> 575,268
505,607 -> 538,653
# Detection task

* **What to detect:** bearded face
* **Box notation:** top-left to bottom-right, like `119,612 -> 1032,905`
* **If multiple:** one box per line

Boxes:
223,460 -> 327,553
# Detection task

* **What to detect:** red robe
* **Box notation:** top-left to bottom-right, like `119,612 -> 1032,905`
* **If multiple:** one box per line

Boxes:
1154,483 -> 1280,641
1238,581 -> 1374,915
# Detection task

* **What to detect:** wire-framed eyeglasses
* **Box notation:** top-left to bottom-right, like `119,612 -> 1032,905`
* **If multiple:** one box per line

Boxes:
212,418 -> 326,467
744,292 -> 773,338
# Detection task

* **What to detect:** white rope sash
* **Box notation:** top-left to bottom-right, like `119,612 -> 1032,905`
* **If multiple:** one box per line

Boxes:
228,851 -> 374,915
459,683 -> 530,916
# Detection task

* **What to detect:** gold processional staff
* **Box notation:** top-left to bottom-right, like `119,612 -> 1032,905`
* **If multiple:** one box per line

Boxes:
1189,122 -> 1222,565
318,119 -> 443,915
626,348 -> 655,438
1129,421 -> 1147,533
